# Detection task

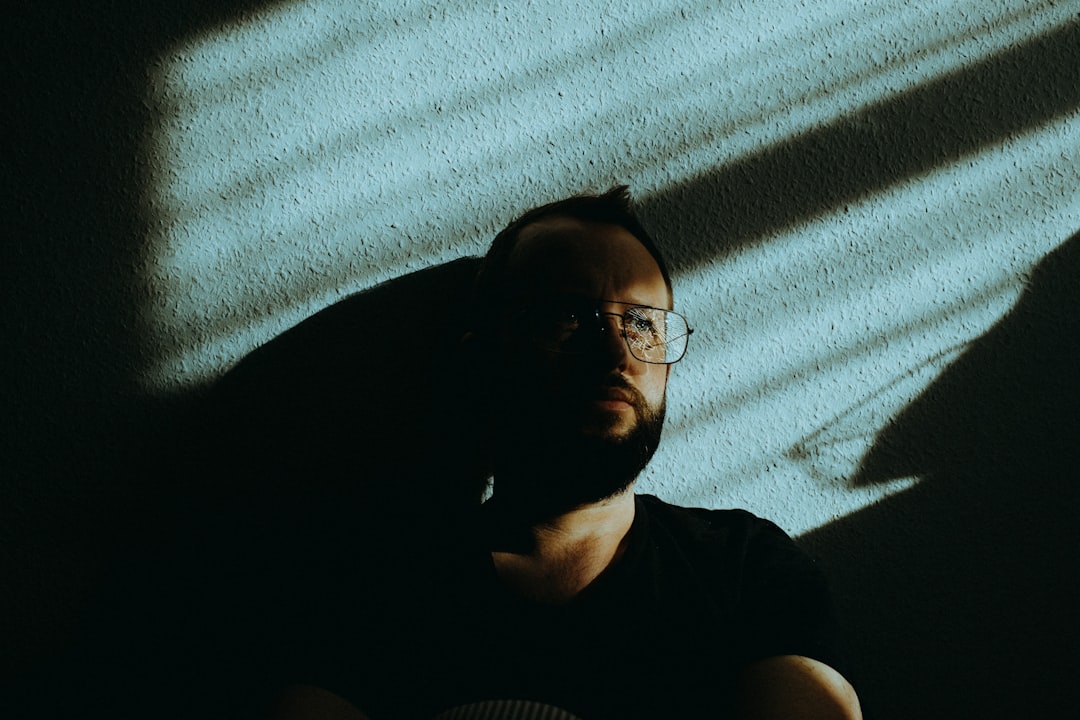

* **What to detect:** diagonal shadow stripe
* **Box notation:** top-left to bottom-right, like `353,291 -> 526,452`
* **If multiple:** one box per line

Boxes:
639,19 -> 1080,272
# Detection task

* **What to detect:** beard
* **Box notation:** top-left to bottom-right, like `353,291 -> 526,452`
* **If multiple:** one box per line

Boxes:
489,374 -> 666,517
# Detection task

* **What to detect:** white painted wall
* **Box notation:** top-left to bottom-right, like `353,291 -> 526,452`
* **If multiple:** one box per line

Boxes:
141,0 -> 1078,533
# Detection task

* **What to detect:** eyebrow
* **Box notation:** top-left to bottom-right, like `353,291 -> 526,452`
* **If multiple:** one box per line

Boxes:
547,295 -> 670,311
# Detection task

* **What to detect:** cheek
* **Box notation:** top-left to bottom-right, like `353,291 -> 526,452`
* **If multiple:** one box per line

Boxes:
642,367 -> 669,406
495,345 -> 565,400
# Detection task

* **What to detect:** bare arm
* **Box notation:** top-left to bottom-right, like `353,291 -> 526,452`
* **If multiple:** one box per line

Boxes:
736,655 -> 862,720
266,684 -> 371,720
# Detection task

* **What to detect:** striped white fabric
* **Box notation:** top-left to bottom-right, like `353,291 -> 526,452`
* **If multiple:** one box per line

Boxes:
432,699 -> 584,720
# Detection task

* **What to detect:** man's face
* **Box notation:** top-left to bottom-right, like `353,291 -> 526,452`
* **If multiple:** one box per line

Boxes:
486,216 -> 672,506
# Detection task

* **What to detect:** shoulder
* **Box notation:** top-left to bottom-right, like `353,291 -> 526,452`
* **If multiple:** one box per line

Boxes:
635,493 -> 844,666
636,493 -> 827,588
635,493 -> 797,558
636,492 -> 781,527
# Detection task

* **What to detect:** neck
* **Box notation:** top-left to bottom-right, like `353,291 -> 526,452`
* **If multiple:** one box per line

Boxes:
484,485 -> 637,604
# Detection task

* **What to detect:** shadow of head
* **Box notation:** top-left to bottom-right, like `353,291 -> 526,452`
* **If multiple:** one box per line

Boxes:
173,256 -> 490,524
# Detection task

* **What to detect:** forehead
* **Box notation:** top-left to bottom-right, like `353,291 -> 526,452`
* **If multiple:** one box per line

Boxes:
503,216 -> 671,308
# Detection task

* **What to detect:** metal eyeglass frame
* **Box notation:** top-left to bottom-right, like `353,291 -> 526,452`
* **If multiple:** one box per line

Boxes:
517,298 -> 694,365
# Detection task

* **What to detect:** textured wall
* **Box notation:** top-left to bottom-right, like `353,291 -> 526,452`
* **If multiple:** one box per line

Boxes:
138,0 -> 1079,531
6,0 -> 1079,716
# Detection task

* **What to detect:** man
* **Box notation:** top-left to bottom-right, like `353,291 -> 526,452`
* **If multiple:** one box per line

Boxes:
272,187 -> 862,719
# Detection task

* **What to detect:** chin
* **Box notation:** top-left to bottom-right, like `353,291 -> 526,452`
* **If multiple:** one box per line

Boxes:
580,420 -> 636,441
579,407 -> 640,436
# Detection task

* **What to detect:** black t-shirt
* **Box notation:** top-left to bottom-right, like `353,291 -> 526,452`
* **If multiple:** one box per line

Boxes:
315,494 -> 845,719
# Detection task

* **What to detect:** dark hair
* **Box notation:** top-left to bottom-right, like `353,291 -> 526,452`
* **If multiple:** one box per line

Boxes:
472,185 -> 673,315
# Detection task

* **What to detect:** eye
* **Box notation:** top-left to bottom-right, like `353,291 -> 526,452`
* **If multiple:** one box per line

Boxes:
547,305 -> 581,328
625,310 -> 659,336
531,302 -> 588,344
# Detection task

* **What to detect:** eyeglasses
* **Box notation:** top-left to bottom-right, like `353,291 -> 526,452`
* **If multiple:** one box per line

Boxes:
516,298 -> 693,364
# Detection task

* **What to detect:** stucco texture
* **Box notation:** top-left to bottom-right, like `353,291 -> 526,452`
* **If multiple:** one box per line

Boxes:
5,1 -> 1079,716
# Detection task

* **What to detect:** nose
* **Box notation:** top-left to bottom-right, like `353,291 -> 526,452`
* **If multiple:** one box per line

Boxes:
596,312 -> 641,373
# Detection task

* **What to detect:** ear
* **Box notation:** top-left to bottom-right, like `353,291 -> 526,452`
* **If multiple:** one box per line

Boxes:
457,329 -> 489,363
455,329 -> 499,380
458,327 -> 503,357
453,329 -> 499,427
458,329 -> 479,350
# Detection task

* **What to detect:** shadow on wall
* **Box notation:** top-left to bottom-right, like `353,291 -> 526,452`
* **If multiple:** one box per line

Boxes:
151,255 -> 491,532
23,256 -> 492,719
800,231 -> 1080,718
637,21 -> 1080,271
2,0 -> 299,679
6,0 -> 1080,708
854,231 -> 1080,485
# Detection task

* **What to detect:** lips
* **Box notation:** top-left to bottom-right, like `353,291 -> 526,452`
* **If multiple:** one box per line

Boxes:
587,378 -> 645,415
598,387 -> 634,404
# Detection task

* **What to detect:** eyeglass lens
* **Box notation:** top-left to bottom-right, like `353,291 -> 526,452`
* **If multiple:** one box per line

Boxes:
527,300 -> 691,364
